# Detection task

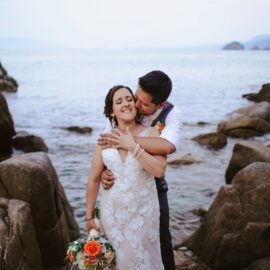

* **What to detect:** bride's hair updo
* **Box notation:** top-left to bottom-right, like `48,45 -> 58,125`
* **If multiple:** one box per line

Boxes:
104,85 -> 136,126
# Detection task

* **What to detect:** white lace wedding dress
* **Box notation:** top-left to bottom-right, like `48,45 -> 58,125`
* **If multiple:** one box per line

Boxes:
100,128 -> 164,270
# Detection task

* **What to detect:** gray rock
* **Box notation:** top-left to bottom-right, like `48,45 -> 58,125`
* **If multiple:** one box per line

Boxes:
227,102 -> 270,123
192,132 -> 227,150
225,141 -> 270,184
218,117 -> 270,138
64,126 -> 93,134
0,62 -> 18,93
0,92 -> 16,161
0,152 -> 80,269
184,162 -> 270,270
12,131 -> 48,152
0,198 -> 43,269
167,153 -> 203,166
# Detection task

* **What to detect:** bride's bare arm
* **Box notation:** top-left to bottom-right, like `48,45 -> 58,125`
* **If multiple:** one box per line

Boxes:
85,145 -> 105,231
134,128 -> 167,178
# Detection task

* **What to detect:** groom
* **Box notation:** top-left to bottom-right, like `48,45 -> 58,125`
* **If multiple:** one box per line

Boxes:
99,70 -> 182,270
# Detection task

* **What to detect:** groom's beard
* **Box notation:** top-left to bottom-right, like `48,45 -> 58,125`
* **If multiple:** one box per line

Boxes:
137,107 -> 158,116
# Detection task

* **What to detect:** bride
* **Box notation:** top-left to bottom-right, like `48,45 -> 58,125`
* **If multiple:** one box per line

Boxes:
85,85 -> 166,270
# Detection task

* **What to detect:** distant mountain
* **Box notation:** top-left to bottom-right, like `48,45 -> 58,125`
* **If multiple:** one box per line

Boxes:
244,35 -> 270,50
0,38 -> 61,49
222,35 -> 270,50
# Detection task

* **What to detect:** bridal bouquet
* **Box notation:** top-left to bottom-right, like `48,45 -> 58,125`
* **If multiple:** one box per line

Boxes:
67,208 -> 116,270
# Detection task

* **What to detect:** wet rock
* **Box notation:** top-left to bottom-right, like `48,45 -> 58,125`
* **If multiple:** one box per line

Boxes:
222,41 -> 245,50
197,121 -> 210,126
0,92 -> 16,161
192,132 -> 227,150
64,126 -> 93,134
0,198 -> 42,269
217,117 -> 270,138
192,208 -> 207,218
184,162 -> 270,270
243,84 -> 270,103
225,141 -> 270,184
12,131 -> 48,152
0,62 -> 18,93
227,102 -> 270,122
167,153 -> 203,166
247,257 -> 270,270
0,152 -> 80,269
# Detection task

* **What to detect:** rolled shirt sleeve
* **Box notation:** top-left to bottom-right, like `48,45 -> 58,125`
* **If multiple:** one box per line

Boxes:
159,106 -> 182,152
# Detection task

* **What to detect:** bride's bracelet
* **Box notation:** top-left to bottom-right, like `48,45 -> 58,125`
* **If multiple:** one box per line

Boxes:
132,143 -> 140,156
85,217 -> 94,222
136,148 -> 145,160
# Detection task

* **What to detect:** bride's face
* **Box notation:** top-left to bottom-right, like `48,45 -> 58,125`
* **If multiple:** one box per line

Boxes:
111,88 -> 137,123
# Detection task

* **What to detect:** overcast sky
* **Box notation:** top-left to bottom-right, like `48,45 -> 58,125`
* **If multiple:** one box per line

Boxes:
0,0 -> 269,48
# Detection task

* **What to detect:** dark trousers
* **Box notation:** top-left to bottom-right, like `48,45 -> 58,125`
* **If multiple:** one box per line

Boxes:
158,191 -> 176,270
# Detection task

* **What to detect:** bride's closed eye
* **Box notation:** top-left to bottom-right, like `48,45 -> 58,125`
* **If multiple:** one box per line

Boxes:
115,96 -> 133,105
126,96 -> 133,102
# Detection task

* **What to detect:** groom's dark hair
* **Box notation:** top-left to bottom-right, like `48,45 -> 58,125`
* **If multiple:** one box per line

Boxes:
138,70 -> 172,105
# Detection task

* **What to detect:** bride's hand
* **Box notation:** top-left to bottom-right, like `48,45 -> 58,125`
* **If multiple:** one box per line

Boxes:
109,127 -> 136,151
85,219 -> 100,234
98,133 -> 118,149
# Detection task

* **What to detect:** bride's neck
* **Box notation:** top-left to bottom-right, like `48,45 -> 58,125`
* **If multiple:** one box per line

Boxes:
117,120 -> 137,133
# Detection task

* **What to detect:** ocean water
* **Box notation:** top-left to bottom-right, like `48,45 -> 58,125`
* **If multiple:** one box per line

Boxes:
1,48 -> 270,244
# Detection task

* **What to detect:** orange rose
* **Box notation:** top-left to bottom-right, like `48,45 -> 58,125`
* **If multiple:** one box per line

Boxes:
84,240 -> 101,257
67,250 -> 74,262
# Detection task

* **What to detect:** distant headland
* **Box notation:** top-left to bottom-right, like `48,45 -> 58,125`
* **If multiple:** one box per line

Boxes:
223,35 -> 270,50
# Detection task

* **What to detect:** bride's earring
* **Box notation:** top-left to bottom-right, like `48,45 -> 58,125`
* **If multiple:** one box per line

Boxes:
111,116 -> 117,129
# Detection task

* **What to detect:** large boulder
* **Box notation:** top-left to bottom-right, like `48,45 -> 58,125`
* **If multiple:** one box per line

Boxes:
243,84 -> 270,103
12,131 -> 48,152
0,198 -> 43,269
217,117 -> 270,138
0,92 -> 16,161
225,141 -> 270,184
0,152 -> 80,269
227,102 -> 270,123
192,132 -> 227,150
184,162 -> 270,270
0,62 -> 18,93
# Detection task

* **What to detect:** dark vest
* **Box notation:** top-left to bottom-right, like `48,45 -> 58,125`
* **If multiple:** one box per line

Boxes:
151,102 -> 174,192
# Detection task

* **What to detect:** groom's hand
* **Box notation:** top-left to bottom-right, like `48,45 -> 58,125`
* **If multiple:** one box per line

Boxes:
101,169 -> 115,190
98,132 -> 118,149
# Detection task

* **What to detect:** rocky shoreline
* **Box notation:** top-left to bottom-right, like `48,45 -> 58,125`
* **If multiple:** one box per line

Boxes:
1,62 -> 270,269
174,83 -> 270,270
